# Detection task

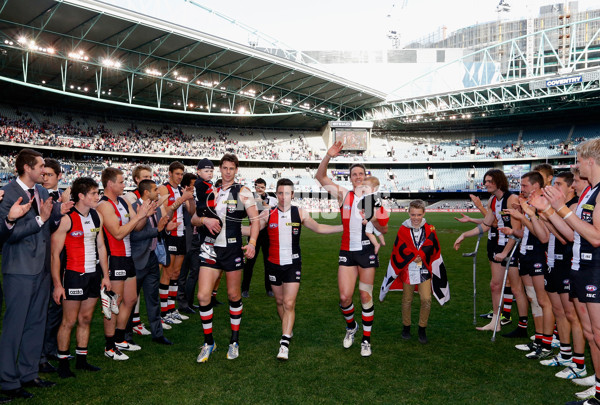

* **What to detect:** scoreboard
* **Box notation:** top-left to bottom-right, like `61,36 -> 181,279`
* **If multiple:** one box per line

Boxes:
330,121 -> 373,151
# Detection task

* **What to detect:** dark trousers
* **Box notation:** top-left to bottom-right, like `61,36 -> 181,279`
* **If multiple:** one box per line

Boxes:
0,271 -> 50,390
241,229 -> 271,294
126,253 -> 163,340
178,235 -> 201,308
40,287 -> 62,363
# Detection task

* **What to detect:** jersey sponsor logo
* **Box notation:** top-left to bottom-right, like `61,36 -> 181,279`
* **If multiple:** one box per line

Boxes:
70,231 -> 84,237
292,254 -> 299,259
362,240 -> 370,245
168,245 -> 177,252
293,228 -> 299,235
501,215 -> 510,223
235,257 -> 242,263
114,270 -> 126,277
90,227 -> 100,233
228,237 -> 237,244
286,222 -> 300,227
223,200 -> 238,204
587,293 -> 597,298
339,256 -> 347,263
582,211 -> 593,223
582,204 -> 595,211
269,223 -> 278,228
68,288 -> 84,295
582,253 -> 593,261
555,254 -> 563,260
84,220 -> 91,224
490,232 -> 497,237
586,285 -> 598,292
124,213 -> 130,218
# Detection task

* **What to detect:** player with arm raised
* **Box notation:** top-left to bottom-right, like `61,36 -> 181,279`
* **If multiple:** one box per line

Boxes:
315,140 -> 389,357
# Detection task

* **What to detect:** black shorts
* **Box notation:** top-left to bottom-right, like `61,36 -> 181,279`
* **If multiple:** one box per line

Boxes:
108,256 -> 136,281
165,235 -> 187,256
338,249 -> 379,269
491,244 -> 518,267
63,270 -> 101,301
545,261 -> 571,294
519,256 -> 547,277
267,261 -> 302,286
201,245 -> 244,272
571,266 -> 600,303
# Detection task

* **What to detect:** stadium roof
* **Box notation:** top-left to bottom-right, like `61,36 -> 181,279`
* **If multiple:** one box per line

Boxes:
0,0 -> 387,129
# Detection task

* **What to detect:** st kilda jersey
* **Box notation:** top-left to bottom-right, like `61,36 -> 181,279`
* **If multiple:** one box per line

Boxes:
64,208 -> 101,274
491,191 -> 513,247
340,191 -> 373,252
548,196 -> 578,268
573,184 -> 599,270
214,183 -> 248,248
101,196 -> 131,257
266,206 -> 301,266
164,183 -> 184,237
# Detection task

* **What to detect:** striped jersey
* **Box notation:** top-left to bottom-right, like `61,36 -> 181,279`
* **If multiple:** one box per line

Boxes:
267,206 -> 302,266
165,183 -> 185,237
101,196 -> 131,257
340,191 -> 371,251
65,208 -> 101,274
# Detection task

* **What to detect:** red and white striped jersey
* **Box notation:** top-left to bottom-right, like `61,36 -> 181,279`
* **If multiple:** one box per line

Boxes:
101,196 -> 131,257
340,191 -> 369,251
65,208 -> 101,274
267,206 -> 302,266
165,183 -> 184,237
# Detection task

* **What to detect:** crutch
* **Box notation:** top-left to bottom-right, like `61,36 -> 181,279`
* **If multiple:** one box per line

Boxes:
491,235 -> 521,342
462,232 -> 482,325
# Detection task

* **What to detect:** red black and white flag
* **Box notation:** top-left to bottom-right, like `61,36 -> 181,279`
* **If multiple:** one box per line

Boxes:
379,223 -> 450,305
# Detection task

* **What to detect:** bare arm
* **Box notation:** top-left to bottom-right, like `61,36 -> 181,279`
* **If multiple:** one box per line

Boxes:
96,214 -> 111,291
301,208 -> 344,234
97,199 -> 149,241
315,140 -> 348,201
454,204 -> 494,250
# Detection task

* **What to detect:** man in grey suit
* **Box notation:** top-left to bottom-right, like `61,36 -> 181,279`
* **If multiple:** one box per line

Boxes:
129,179 -> 175,345
0,148 -> 65,400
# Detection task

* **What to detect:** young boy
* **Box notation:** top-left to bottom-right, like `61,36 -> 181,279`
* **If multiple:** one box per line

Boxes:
194,158 -> 222,263
357,176 -> 386,254
380,199 -> 447,344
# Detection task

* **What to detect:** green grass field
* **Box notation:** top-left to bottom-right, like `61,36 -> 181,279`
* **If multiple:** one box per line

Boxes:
0,213 -> 583,404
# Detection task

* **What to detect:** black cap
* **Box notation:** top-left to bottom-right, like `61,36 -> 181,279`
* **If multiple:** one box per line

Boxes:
197,158 -> 214,170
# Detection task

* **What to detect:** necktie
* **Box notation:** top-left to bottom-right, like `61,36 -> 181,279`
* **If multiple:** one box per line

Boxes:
50,190 -> 60,201
28,188 -> 38,214
149,213 -> 158,251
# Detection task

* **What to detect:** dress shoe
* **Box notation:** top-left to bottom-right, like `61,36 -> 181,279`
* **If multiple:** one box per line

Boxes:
1,388 -> 33,399
179,306 -> 195,315
22,378 -> 56,388
152,336 -> 173,345
39,362 -> 57,373
191,304 -> 200,310
0,395 -> 11,403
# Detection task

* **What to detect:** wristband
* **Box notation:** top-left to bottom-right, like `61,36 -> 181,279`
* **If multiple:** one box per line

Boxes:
542,205 -> 553,214
200,217 -> 205,226
558,206 -> 571,218
5,216 -> 16,225
477,224 -> 484,235
249,239 -> 257,247
563,211 -> 573,220
543,207 -> 555,217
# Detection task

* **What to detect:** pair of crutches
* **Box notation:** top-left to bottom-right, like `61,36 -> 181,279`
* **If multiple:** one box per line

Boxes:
463,233 -> 521,342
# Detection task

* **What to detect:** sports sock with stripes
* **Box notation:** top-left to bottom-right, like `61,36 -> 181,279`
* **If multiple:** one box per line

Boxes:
104,335 -> 115,350
114,328 -> 125,344
75,347 -> 88,367
596,376 -> 600,400
199,303 -> 214,345
361,304 -> 374,343
541,334 -> 552,350
132,297 -> 141,327
559,343 -> 572,360
502,286 -> 513,319
573,353 -> 585,370
168,280 -> 178,313
229,299 -> 243,344
280,334 -> 292,348
518,316 -> 528,330
159,283 -> 169,316
340,302 -> 356,330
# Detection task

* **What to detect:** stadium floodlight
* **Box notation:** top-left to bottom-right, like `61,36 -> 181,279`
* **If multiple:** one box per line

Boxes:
46,47 -> 55,54
176,76 -> 188,82
3,40 -> 14,46
102,58 -> 121,68
68,51 -> 89,61
145,68 -> 162,77
17,36 -> 27,44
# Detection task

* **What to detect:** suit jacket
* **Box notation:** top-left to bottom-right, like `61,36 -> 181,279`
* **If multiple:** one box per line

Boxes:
0,181 -> 60,275
130,200 -> 162,271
